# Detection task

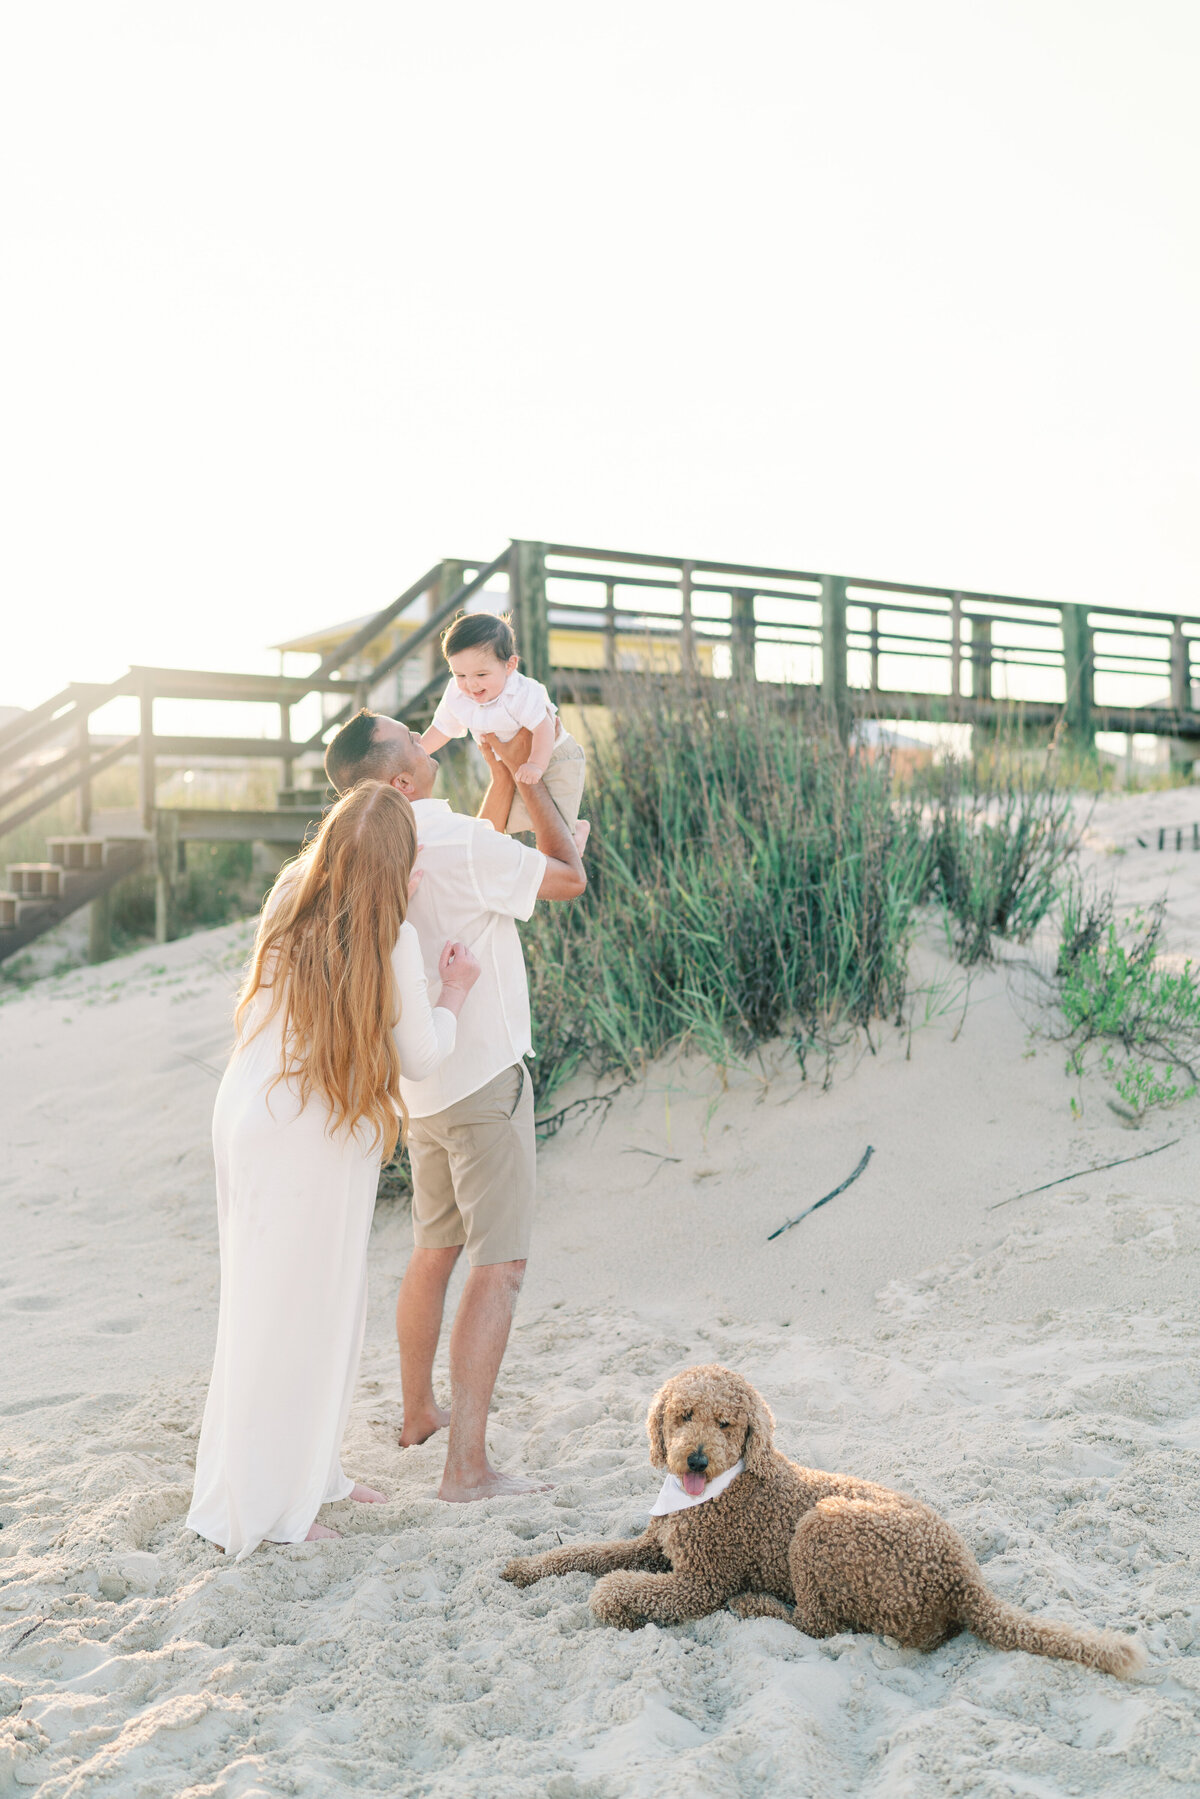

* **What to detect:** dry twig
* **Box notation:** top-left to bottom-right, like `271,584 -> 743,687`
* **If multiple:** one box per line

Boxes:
988,1137 -> 1181,1210
768,1145 -> 875,1241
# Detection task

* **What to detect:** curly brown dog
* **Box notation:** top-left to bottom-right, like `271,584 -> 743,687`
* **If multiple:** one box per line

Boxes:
502,1364 -> 1144,1677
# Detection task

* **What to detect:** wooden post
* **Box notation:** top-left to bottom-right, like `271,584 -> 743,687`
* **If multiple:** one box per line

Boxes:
971,617 -> 993,702
138,677 -> 156,832
1170,621 -> 1189,711
509,541 -> 550,685
821,574 -> 850,738
87,888 -> 112,964
1061,603 -> 1094,746
950,594 -> 963,703
154,809 -> 179,944
431,559 -> 468,699
76,706 -> 92,833
279,701 -> 294,790
679,560 -> 697,676
603,580 -> 617,673
730,589 -> 756,681
868,605 -> 880,694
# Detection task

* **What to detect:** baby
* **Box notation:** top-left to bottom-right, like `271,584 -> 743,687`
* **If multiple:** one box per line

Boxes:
417,611 -> 589,850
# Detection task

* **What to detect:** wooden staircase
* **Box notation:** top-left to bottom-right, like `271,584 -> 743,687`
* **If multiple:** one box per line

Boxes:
0,552 -> 505,966
0,837 -> 148,959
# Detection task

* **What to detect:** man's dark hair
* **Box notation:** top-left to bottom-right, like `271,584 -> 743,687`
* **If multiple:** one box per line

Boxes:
441,610 -> 517,664
324,709 -> 404,794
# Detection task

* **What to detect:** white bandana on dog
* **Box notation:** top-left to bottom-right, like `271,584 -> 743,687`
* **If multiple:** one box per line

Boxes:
649,1459 -> 745,1516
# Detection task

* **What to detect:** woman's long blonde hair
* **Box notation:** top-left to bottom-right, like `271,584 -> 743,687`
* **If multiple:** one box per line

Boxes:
235,780 -> 417,1161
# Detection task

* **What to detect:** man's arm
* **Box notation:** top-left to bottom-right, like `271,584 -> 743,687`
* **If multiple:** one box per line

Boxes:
481,729 -> 586,901
475,736 -> 517,832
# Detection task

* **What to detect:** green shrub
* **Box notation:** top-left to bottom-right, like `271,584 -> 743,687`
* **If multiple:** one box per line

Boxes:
922,753 -> 1079,965
111,841 -> 263,951
519,679 -> 931,1102
1055,885 -> 1200,1113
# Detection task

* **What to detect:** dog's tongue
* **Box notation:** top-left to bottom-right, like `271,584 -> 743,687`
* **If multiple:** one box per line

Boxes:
681,1470 -> 707,1498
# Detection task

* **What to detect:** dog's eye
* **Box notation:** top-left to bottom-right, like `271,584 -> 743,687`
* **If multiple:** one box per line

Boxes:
718,1420 -> 730,1430
680,1410 -> 692,1423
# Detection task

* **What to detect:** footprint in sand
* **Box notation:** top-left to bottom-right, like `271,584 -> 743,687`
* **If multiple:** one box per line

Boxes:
7,1294 -> 64,1311
94,1318 -> 143,1335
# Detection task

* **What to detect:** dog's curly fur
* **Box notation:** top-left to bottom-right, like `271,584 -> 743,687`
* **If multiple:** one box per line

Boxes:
502,1364 -> 1144,1678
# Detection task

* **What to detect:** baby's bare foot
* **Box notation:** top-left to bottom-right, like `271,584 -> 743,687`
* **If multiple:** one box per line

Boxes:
305,1523 -> 340,1541
438,1467 -> 551,1504
574,819 -> 591,854
399,1404 -> 451,1448
349,1483 -> 387,1503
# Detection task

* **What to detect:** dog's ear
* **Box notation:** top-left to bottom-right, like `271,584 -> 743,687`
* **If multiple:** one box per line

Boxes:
740,1380 -> 776,1477
646,1384 -> 670,1468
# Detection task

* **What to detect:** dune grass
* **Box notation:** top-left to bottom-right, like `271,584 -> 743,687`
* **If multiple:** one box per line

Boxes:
919,749 -> 1081,966
516,685 -> 1093,1105
519,680 -> 933,1102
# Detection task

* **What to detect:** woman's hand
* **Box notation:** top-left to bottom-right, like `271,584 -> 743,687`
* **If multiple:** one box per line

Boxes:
437,940 -> 480,1015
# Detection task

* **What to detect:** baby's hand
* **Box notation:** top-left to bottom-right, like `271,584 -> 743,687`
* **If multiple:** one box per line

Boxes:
515,762 -> 544,786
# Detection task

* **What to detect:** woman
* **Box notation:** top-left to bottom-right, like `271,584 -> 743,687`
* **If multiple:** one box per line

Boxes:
187,780 -> 479,1558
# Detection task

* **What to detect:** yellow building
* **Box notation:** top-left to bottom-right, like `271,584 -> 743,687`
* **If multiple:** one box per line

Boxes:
274,589 -> 717,721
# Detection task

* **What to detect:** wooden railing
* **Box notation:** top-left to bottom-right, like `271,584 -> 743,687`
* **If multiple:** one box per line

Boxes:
528,542 -> 1200,743
6,540 -> 1200,854
0,553 -> 512,842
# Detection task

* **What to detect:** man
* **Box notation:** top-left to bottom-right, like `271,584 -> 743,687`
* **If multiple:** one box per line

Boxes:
324,710 -> 585,1500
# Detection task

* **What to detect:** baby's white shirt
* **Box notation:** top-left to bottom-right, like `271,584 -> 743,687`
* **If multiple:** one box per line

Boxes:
431,669 -> 556,746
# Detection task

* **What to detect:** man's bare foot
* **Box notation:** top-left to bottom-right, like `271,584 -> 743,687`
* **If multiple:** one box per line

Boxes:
399,1404 -> 451,1448
438,1467 -> 552,1504
573,819 -> 591,854
305,1523 -> 340,1541
349,1483 -> 387,1503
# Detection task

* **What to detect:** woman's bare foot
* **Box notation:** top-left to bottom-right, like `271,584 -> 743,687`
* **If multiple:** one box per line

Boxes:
348,1483 -> 387,1503
573,819 -> 590,854
305,1523 -> 340,1541
399,1404 -> 451,1448
438,1466 -> 551,1504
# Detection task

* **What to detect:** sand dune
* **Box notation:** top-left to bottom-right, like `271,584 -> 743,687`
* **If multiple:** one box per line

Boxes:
2,787 -> 1199,1796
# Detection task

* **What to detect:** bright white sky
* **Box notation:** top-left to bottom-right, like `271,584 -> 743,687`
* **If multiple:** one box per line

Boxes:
2,0 -> 1198,711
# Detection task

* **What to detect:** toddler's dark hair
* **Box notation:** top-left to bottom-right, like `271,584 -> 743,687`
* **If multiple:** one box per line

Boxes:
441,610 -> 517,663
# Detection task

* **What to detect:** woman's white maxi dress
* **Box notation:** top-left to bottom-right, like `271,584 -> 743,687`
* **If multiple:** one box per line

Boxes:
187,917 -> 454,1560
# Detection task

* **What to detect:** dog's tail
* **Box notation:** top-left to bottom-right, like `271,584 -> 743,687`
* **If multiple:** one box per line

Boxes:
955,1578 -> 1144,1678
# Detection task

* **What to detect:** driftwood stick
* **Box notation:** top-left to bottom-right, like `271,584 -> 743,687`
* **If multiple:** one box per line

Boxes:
768,1145 -> 874,1241
987,1137 -> 1181,1211
534,1088 -> 621,1142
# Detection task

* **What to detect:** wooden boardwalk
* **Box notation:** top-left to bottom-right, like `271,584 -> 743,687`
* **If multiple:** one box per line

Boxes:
4,541 -> 1199,962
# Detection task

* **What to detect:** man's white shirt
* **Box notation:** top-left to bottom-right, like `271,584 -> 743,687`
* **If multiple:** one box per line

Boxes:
399,799 -> 546,1118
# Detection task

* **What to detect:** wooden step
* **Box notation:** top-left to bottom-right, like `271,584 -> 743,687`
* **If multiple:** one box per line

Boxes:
0,839 -> 148,962
44,836 -> 106,871
6,862 -> 66,898
0,892 -> 57,929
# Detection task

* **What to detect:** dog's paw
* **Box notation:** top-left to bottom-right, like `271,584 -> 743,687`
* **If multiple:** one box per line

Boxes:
501,1556 -> 542,1588
589,1573 -> 645,1630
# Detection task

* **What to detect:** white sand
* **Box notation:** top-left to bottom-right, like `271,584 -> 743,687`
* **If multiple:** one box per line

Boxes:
2,787 -> 1199,1797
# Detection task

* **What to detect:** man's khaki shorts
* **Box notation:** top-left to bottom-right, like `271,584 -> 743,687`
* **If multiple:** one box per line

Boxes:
505,734 -> 586,835
406,1063 -> 536,1266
